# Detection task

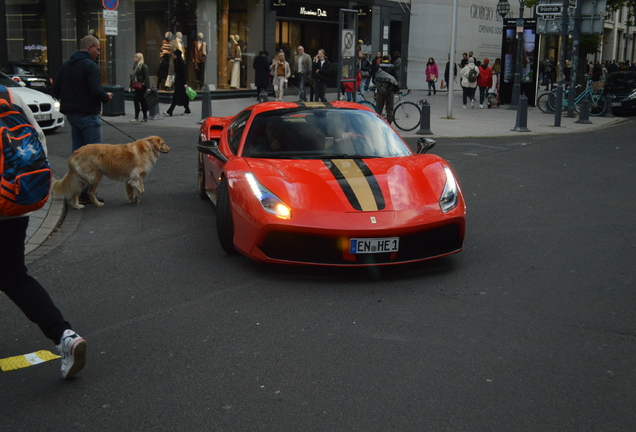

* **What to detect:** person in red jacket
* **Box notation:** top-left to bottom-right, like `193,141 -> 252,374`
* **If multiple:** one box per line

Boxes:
477,58 -> 493,108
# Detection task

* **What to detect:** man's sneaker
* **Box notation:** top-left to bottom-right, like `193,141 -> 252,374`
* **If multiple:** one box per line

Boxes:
57,329 -> 87,379
471,99 -> 475,108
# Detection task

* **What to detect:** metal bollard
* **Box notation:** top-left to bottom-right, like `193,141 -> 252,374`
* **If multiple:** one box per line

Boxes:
602,93 -> 615,118
200,87 -> 212,121
148,87 -> 162,121
416,99 -> 432,135
512,94 -> 531,132
575,99 -> 592,124
258,89 -> 269,103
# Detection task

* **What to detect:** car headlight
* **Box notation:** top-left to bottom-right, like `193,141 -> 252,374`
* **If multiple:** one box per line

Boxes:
245,172 -> 291,219
54,101 -> 61,111
439,166 -> 459,213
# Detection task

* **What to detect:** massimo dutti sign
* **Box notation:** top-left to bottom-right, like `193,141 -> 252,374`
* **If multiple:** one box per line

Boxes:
273,0 -> 337,21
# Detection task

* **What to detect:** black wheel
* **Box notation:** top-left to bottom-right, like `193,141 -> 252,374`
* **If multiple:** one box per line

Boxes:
197,152 -> 207,199
537,93 -> 553,113
216,176 -> 237,254
392,101 -> 421,131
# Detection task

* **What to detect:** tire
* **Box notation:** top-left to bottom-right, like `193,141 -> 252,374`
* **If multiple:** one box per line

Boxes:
358,100 -> 376,111
197,152 -> 207,199
537,93 -> 553,113
392,101 -> 421,132
216,176 -> 237,254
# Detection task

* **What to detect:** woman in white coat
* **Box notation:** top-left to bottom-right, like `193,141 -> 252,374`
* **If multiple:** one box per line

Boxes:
460,57 -> 479,108
270,51 -> 291,101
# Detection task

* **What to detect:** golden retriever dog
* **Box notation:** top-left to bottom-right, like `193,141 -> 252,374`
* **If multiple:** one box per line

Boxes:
52,136 -> 171,209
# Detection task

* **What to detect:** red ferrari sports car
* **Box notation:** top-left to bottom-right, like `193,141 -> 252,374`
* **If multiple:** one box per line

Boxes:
197,101 -> 466,266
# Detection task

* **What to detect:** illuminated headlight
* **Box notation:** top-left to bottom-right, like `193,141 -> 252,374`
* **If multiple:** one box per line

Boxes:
54,101 -> 61,111
439,166 -> 458,213
245,172 -> 291,219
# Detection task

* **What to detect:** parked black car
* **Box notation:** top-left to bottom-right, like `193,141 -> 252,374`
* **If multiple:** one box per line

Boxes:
0,61 -> 52,94
606,71 -> 636,115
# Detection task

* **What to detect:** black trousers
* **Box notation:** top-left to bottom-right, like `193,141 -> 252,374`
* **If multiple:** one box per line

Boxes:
0,217 -> 71,344
133,88 -> 149,120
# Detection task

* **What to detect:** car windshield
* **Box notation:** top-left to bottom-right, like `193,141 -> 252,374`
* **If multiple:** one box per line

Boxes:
0,71 -> 21,88
14,64 -> 47,76
242,108 -> 411,159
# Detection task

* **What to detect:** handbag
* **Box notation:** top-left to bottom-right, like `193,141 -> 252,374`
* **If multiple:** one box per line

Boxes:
165,75 -> 174,88
186,86 -> 197,101
131,81 -> 143,91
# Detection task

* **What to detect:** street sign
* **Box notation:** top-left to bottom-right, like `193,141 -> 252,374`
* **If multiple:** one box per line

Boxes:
103,10 -> 118,36
536,4 -> 563,15
103,0 -> 119,10
542,14 -> 556,20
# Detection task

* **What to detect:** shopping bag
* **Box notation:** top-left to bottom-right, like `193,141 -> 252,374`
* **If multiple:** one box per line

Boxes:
440,79 -> 445,89
165,75 -> 174,88
144,90 -> 158,109
186,86 -> 197,101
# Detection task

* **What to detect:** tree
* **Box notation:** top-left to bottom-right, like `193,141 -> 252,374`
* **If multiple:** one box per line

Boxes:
607,0 -> 636,26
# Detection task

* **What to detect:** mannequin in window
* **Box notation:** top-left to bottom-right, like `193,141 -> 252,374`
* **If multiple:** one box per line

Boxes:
230,35 -> 241,89
192,33 -> 208,90
159,32 -> 172,90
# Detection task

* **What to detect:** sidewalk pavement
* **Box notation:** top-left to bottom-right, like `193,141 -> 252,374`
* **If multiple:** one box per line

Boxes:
27,89 -> 626,260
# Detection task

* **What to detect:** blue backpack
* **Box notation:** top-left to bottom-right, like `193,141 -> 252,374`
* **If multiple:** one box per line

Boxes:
0,85 -> 51,216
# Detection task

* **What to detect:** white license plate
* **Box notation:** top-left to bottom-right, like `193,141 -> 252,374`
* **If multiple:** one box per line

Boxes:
611,102 -> 621,107
30,82 -> 45,87
349,237 -> 399,254
34,114 -> 52,121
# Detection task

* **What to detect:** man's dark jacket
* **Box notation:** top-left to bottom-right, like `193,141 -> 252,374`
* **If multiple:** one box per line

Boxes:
52,51 -> 110,115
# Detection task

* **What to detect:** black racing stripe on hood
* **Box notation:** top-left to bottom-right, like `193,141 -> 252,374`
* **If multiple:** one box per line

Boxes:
354,159 -> 386,210
324,160 -> 362,211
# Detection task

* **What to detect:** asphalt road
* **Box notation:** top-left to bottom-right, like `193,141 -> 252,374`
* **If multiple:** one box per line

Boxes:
2,118 -> 635,431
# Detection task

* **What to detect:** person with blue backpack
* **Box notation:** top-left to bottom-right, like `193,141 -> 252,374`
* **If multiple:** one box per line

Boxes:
0,86 -> 87,379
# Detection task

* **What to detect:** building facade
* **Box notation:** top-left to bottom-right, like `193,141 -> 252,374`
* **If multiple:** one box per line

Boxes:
0,0 -> 410,91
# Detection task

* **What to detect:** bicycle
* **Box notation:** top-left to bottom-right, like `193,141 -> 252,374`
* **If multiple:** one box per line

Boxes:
356,88 -> 422,132
546,78 -> 606,116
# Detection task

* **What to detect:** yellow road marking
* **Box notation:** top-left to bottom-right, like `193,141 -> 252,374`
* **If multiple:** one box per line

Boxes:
0,350 -> 60,372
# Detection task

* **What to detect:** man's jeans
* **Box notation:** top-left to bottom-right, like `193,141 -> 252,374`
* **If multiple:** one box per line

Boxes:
298,73 -> 307,101
67,114 -> 102,152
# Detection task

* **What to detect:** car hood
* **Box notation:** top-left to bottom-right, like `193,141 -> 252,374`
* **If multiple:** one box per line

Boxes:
9,86 -> 55,104
244,156 -> 448,212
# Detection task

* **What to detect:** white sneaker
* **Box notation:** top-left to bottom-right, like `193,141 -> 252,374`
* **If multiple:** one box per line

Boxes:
480,104 -> 484,109
471,100 -> 475,108
57,329 -> 87,379
463,105 -> 467,109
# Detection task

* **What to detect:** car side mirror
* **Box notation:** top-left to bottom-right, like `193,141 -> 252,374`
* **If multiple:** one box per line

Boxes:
416,137 -> 436,154
197,140 -> 227,163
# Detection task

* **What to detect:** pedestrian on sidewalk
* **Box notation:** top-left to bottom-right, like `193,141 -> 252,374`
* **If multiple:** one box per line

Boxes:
477,57 -> 493,108
373,65 -> 399,125
291,46 -> 312,101
163,49 -> 191,116
425,58 -> 439,95
312,49 -> 331,102
357,51 -> 372,92
129,52 -> 151,123
460,57 -> 479,108
270,51 -> 291,101
253,50 -> 270,99
444,58 -> 457,91
0,87 -> 87,380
